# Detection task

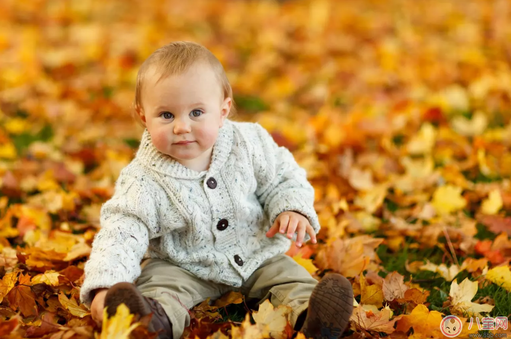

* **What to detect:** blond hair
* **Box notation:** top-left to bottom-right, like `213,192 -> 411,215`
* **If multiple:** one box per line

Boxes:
134,41 -> 236,120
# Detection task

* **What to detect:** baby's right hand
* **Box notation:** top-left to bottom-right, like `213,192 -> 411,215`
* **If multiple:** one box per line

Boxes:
91,288 -> 108,326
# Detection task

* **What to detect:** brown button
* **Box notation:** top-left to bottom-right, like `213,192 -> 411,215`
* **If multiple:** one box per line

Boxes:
206,177 -> 217,189
234,255 -> 243,266
217,219 -> 228,231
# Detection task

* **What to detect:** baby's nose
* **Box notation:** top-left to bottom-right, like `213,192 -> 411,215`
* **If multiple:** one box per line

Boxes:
173,119 -> 191,134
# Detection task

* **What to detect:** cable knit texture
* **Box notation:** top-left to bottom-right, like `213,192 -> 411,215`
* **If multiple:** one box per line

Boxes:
80,119 -> 320,307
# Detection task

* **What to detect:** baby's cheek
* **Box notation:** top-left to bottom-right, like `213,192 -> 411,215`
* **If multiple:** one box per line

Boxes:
197,128 -> 218,146
151,131 -> 170,153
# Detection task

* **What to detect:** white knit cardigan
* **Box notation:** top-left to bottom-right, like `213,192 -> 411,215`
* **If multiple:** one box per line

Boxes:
80,119 -> 320,306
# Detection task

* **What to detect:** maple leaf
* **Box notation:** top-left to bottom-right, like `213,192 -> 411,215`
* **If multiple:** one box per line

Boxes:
31,270 -> 61,286
0,271 -> 18,303
419,260 -> 463,281
58,291 -> 90,318
382,272 -> 408,302
7,273 -> 37,317
350,305 -> 399,334
449,278 -> 494,317
252,299 -> 293,339
99,303 -> 140,339
315,235 -> 383,278
359,274 -> 384,308
485,265 -> 511,292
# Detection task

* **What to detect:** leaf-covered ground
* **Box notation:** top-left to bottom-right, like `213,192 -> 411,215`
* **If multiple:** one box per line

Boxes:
1,0 -> 511,338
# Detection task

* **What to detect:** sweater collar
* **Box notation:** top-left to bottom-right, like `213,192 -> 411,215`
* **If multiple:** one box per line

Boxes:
135,120 -> 234,179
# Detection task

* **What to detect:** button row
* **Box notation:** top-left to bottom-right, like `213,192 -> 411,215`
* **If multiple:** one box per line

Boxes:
206,178 -> 242,267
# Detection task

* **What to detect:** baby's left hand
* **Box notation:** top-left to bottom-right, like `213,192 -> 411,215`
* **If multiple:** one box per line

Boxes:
266,211 -> 317,247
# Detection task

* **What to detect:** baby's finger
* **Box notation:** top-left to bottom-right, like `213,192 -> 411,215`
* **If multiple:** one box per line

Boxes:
279,214 -> 290,234
306,224 -> 317,244
286,218 -> 299,239
266,221 -> 280,238
295,223 -> 306,247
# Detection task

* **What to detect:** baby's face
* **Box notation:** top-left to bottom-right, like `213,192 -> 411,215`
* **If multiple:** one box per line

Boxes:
140,63 -> 231,171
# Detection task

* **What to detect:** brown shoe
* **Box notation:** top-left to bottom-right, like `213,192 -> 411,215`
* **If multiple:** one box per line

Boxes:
300,273 -> 354,339
105,282 -> 173,339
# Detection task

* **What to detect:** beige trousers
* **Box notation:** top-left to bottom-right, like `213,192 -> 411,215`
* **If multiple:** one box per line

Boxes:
135,254 -> 318,339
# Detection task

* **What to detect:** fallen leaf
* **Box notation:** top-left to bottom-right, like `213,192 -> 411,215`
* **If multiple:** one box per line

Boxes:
252,299 -> 292,339
485,265 -> 511,292
58,292 -> 90,318
431,185 -> 467,215
481,189 -> 503,215
99,303 -> 140,339
449,278 -> 494,316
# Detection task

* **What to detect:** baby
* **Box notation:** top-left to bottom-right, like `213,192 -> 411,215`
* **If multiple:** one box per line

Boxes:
80,41 -> 354,339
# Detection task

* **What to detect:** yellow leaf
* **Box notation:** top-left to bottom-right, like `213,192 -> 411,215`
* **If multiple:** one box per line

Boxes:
100,303 -> 140,339
481,189 -> 503,215
360,274 -> 384,308
4,118 -> 28,135
451,111 -> 488,137
0,142 -> 17,159
31,271 -> 61,286
449,278 -> 494,317
485,266 -> 511,292
354,184 -> 387,214
252,299 -> 292,339
293,254 -> 318,274
395,304 -> 443,337
406,123 -> 436,155
431,185 -> 466,215
58,292 -> 90,318
0,272 -> 18,303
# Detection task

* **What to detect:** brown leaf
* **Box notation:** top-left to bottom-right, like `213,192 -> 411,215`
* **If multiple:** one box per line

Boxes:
25,312 -> 61,337
478,214 -> 511,236
7,274 -> 38,317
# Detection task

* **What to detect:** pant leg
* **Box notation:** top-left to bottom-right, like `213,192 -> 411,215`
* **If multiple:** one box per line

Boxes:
135,258 -> 229,339
241,254 -> 318,328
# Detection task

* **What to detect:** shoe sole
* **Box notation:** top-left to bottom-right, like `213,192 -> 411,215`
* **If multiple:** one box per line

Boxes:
104,282 -> 155,332
301,273 -> 354,339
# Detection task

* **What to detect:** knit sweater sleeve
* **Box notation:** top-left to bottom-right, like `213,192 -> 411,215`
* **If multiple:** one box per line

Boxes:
79,174 -> 154,307
250,123 -> 320,241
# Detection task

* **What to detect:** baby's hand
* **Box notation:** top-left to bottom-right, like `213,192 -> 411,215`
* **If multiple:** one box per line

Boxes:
91,288 -> 108,327
266,211 -> 317,247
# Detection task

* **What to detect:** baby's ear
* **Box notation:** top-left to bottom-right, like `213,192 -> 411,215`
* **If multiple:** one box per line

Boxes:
220,97 -> 232,125
134,105 -> 147,125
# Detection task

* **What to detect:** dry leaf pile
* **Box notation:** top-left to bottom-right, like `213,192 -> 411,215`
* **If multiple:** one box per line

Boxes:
1,0 -> 511,338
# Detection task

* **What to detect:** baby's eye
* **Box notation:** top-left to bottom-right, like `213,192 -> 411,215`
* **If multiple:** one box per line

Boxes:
161,112 -> 173,120
190,110 -> 203,117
